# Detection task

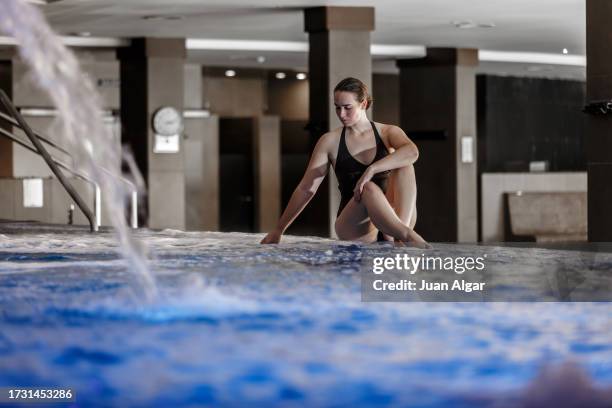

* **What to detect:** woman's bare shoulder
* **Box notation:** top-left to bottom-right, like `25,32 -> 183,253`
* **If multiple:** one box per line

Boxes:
317,127 -> 342,148
374,122 -> 403,136
372,122 -> 400,143
327,126 -> 344,138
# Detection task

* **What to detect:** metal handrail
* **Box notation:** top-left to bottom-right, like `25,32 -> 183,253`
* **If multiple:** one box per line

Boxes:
0,89 -> 96,231
0,89 -> 139,231
0,126 -> 139,229
0,126 -> 92,184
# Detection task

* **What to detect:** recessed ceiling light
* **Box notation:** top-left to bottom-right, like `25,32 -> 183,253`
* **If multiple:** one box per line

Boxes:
296,73 -> 307,80
225,70 -> 236,77
275,72 -> 286,79
563,48 -> 569,54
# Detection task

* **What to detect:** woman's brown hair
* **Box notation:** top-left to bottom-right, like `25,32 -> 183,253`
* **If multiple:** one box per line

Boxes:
334,77 -> 373,110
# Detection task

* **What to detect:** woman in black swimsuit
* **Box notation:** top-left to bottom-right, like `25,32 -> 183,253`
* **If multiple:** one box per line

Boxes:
261,77 -> 429,248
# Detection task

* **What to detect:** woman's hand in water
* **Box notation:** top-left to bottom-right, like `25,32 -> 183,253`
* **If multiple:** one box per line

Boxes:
261,229 -> 282,244
353,167 -> 375,202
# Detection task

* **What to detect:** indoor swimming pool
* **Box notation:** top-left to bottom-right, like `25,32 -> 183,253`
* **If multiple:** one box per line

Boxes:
0,224 -> 611,407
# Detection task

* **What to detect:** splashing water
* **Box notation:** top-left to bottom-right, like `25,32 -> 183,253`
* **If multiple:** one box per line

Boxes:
0,0 -> 156,299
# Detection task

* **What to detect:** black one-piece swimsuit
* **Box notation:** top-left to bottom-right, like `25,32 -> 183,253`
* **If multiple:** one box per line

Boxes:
334,121 -> 391,217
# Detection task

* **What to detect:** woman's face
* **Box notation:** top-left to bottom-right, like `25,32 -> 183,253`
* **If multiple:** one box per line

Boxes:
334,91 -> 365,126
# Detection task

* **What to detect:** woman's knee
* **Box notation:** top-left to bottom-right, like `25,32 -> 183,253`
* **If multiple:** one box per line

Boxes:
361,181 -> 379,197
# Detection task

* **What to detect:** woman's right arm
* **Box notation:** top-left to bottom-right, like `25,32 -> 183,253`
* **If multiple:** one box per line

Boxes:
260,134 -> 332,244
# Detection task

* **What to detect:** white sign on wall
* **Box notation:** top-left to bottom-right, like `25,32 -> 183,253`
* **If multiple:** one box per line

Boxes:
23,178 -> 43,208
461,136 -> 474,163
153,134 -> 180,153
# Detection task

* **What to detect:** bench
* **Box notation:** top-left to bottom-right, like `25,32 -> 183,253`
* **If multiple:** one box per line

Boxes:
505,191 -> 587,242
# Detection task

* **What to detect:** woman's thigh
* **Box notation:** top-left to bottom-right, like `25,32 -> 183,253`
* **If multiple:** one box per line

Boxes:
334,198 -> 378,243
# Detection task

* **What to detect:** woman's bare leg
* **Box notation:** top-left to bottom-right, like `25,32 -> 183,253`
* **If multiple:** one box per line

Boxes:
385,163 -> 418,229
360,181 -> 429,247
380,163 -> 418,242
334,198 -> 378,242
334,166 -> 427,246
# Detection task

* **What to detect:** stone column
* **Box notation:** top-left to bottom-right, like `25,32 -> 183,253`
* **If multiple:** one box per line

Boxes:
254,115 -> 281,232
304,6 -> 374,237
118,38 -> 186,230
0,49 -> 15,220
586,0 -> 612,241
183,64 -> 219,231
397,48 -> 479,242
0,48 -> 14,178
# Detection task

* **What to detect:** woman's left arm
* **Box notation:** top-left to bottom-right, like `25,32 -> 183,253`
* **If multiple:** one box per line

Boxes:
370,125 -> 419,173
354,126 -> 419,200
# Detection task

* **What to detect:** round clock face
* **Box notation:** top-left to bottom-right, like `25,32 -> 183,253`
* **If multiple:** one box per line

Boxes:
152,106 -> 183,136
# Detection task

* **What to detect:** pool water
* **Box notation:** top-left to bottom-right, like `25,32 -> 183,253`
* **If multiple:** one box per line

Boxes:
0,228 -> 611,407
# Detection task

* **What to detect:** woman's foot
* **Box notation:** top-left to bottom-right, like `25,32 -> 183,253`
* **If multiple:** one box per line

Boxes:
402,229 -> 432,249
